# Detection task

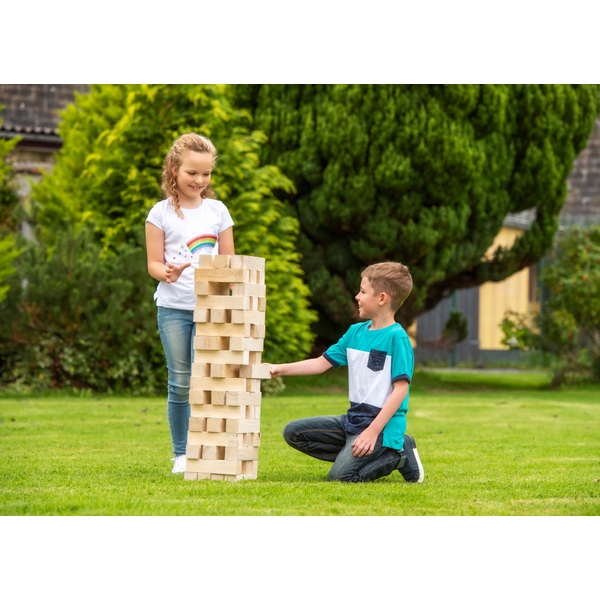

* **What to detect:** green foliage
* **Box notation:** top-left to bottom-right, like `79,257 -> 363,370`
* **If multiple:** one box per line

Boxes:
0,227 -> 164,392
231,84 -> 600,344
442,309 -> 468,345
0,124 -> 22,304
501,225 -> 600,387
19,85 -> 315,392
0,236 -> 21,304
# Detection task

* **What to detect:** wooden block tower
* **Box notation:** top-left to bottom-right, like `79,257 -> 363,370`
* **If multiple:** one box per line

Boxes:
184,254 -> 271,481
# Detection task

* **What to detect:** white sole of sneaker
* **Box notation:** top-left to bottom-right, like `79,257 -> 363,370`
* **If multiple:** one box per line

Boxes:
412,447 -> 425,483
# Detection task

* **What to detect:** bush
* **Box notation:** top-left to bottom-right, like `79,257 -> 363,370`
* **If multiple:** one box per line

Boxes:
0,227 -> 165,392
501,225 -> 600,387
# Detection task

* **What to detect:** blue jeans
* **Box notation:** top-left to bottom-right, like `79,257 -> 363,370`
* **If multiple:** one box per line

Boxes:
283,415 -> 403,482
157,307 -> 195,456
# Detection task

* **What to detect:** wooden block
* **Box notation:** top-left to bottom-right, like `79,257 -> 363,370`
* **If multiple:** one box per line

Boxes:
226,418 -> 260,434
228,337 -> 264,352
191,405 -> 242,419
190,376 -> 246,392
184,472 -> 198,480
202,446 -> 225,460
206,418 -> 226,433
225,446 -> 259,461
191,362 -> 210,377
195,294 -> 249,310
224,391 -> 262,406
189,389 -> 211,404
231,310 -> 265,325
230,283 -> 266,298
184,459 -> 240,475
187,430 -> 241,447
211,390 -> 226,405
239,364 -> 272,380
193,321 -> 252,338
188,417 -> 207,432
196,255 -> 216,268
230,255 -> 265,271
211,255 -> 231,268
195,280 -> 231,296
193,350 -> 250,366
241,461 -> 258,475
195,268 -> 246,283
194,336 -> 229,351
208,308 -> 228,323
250,324 -> 266,339
246,379 -> 262,393
245,405 -> 260,419
209,363 -> 228,378
195,308 -> 210,323
186,444 -> 201,459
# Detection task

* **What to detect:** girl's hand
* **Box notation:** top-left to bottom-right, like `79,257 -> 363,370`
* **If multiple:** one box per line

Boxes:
165,262 -> 191,284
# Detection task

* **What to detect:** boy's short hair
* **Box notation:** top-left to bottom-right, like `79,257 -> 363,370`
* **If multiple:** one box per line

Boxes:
362,262 -> 413,312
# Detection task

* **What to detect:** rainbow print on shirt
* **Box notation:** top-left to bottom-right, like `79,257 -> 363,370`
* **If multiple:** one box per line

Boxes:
186,232 -> 218,255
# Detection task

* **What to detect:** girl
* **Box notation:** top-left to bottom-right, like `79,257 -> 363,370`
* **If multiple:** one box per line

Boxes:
145,133 -> 235,473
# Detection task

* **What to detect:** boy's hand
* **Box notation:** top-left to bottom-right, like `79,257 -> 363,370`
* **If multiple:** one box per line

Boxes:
352,430 -> 378,457
262,363 -> 281,378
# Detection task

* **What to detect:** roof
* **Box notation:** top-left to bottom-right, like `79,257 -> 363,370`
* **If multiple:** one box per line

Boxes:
0,84 -> 90,147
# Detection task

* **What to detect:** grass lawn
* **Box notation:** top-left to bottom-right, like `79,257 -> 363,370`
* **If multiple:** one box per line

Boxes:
1,368 -> 598,517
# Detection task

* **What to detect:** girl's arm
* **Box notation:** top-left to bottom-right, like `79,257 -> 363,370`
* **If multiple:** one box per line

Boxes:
145,222 -> 190,283
218,226 -> 235,255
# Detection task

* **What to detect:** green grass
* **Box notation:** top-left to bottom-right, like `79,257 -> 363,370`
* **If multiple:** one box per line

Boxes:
1,368 -> 599,516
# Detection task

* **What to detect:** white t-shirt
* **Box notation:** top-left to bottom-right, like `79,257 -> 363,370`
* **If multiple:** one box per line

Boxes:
146,197 -> 234,310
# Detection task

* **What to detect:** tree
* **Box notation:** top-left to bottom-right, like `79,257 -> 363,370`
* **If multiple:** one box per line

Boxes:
231,84 -> 600,345
501,225 -> 600,387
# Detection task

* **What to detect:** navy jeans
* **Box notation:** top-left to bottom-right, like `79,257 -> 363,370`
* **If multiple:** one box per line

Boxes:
157,307 -> 195,456
283,415 -> 403,482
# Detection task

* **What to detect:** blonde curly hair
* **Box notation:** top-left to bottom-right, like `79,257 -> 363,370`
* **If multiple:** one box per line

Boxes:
161,133 -> 218,218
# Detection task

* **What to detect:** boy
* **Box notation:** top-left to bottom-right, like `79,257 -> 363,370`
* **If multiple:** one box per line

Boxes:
267,261 -> 424,483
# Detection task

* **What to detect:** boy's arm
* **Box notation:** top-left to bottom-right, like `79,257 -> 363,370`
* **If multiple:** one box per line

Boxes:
267,355 -> 333,378
352,379 -> 409,457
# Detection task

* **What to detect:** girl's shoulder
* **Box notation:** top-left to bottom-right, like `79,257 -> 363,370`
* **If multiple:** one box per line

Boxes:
202,197 -> 227,208
148,198 -> 171,213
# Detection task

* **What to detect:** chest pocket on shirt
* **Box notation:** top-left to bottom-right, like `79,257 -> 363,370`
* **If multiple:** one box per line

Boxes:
367,349 -> 387,372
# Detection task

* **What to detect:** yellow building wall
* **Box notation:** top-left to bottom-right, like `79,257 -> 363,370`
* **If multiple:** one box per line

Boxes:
478,227 -> 530,350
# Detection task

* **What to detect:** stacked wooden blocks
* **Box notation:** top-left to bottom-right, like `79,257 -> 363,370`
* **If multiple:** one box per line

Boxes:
184,255 -> 271,481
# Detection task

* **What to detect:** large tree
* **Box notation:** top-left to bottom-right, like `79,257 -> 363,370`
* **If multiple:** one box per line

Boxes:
231,84 -> 600,345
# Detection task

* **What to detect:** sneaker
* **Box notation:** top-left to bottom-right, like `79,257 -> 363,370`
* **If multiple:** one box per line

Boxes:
398,434 -> 424,483
171,454 -> 186,474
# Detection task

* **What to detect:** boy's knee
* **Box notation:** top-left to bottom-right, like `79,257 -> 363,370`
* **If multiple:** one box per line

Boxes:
282,422 -> 294,445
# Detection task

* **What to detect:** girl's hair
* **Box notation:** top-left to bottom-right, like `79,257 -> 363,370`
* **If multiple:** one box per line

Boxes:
161,133 -> 218,218
361,261 -> 413,312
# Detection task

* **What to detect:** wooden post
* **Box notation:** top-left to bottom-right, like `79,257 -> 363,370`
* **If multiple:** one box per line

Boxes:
184,255 -> 270,481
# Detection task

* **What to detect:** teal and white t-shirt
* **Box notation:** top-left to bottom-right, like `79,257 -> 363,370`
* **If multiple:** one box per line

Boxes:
323,321 -> 414,450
